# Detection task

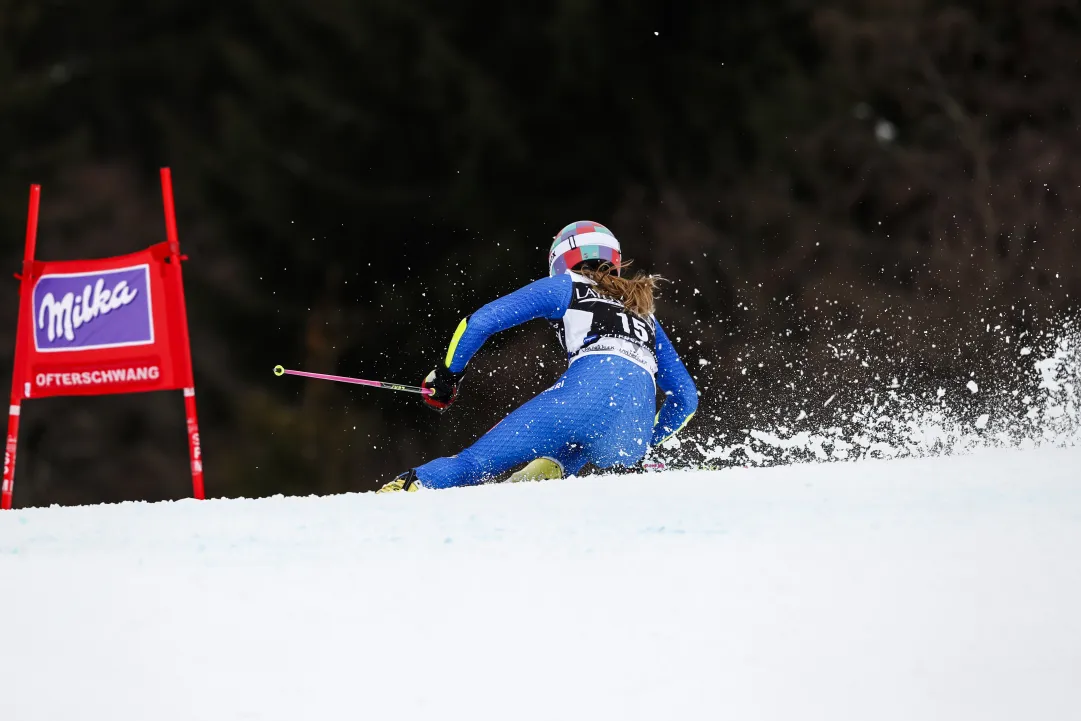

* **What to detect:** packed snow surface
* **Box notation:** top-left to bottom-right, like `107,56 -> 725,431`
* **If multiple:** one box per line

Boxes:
3,447 -> 1080,721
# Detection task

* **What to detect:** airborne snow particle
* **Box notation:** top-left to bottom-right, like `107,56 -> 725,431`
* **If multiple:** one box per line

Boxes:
875,119 -> 896,143
975,414 -> 990,429
967,380 -> 979,394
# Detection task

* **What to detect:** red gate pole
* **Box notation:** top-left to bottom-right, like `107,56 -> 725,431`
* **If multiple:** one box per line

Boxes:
2,185 -> 41,510
159,168 -> 205,500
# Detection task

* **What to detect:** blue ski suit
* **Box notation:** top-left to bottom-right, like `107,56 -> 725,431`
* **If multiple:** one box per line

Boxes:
414,271 -> 698,489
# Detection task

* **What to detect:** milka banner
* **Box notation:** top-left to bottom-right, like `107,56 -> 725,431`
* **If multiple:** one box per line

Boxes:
3,169 -> 205,509
19,246 -> 189,398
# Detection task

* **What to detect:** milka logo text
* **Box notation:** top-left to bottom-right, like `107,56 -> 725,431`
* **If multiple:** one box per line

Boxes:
32,265 -> 153,352
38,278 -> 140,343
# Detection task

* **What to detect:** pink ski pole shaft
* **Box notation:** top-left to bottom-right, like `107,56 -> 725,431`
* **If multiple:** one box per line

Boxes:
273,365 -> 433,396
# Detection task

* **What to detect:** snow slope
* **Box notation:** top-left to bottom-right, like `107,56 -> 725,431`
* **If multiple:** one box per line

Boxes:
2,447 -> 1080,721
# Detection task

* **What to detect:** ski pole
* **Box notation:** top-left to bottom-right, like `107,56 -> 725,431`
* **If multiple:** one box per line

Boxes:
273,365 -> 434,396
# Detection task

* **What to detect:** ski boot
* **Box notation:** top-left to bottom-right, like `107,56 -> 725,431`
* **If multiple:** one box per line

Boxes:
507,457 -> 563,483
377,469 -> 421,493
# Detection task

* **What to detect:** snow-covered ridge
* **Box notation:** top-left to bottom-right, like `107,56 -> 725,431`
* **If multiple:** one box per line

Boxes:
2,447 -> 1080,721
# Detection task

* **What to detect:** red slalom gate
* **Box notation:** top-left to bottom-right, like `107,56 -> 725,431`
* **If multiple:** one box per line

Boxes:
2,168 -> 204,509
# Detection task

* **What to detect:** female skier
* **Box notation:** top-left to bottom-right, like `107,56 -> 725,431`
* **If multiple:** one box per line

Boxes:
378,221 -> 698,492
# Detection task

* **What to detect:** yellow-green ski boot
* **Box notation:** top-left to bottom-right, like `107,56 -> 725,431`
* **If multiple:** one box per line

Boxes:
507,457 -> 563,483
377,470 -> 421,493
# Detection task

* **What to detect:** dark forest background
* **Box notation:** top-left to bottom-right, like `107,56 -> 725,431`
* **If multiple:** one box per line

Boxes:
1,0 -> 1078,506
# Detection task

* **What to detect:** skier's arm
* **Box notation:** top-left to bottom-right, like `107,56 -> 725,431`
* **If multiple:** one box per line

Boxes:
651,320 -> 698,446
444,274 -> 573,373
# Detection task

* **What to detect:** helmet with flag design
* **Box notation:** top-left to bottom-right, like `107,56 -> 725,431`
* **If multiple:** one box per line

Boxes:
548,221 -> 622,277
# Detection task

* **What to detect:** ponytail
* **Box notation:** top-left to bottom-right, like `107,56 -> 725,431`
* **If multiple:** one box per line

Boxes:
577,261 -> 664,317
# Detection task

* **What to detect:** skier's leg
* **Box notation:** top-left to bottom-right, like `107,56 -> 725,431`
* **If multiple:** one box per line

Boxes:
508,415 -> 646,483
414,378 -> 586,489
585,368 -> 657,472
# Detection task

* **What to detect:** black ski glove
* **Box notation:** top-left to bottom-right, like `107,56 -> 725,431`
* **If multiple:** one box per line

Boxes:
422,365 -> 464,412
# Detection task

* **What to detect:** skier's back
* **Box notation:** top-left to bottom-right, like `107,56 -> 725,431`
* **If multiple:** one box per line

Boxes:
379,221 -> 698,492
